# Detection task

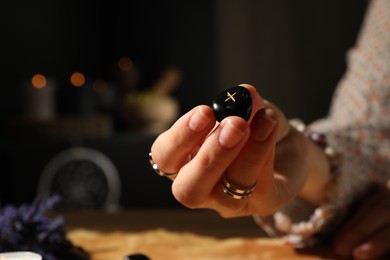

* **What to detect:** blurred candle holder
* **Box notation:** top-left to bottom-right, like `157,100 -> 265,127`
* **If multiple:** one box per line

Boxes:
92,79 -> 117,113
115,56 -> 140,94
24,74 -> 57,122
58,71 -> 95,116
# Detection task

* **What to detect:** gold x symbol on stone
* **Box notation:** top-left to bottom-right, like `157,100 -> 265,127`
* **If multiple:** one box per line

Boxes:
225,92 -> 237,102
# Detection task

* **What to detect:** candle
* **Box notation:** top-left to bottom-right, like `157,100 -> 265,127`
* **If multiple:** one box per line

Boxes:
115,56 -> 140,94
0,251 -> 42,260
58,71 -> 95,116
92,79 -> 117,112
24,74 -> 57,122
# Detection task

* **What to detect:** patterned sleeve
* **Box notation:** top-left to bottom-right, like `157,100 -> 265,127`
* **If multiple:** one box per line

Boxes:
254,0 -> 390,247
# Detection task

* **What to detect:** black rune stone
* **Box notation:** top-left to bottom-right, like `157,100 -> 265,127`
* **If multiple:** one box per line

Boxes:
123,253 -> 150,260
212,86 -> 252,122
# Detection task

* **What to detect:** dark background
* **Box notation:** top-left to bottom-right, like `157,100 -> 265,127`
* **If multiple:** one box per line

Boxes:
0,0 -> 368,208
216,0 -> 368,121
0,0 -> 218,121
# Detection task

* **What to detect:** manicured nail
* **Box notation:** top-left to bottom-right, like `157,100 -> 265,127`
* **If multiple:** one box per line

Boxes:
189,107 -> 213,132
219,119 -> 247,148
252,109 -> 277,141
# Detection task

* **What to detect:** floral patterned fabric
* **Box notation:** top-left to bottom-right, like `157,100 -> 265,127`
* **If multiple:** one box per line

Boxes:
255,0 -> 390,247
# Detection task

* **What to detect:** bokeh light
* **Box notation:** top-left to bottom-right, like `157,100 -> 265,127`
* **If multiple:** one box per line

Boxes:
92,79 -> 108,93
31,74 -> 47,89
70,72 -> 86,87
118,57 -> 133,72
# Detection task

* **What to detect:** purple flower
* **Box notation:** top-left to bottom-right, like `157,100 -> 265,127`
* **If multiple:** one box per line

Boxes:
0,195 -> 89,260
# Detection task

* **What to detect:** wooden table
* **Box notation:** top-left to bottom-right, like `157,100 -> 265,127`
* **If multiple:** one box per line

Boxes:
58,209 -> 344,260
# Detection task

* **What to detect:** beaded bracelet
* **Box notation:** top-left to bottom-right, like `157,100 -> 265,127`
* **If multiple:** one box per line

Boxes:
258,118 -> 342,247
289,118 -> 340,174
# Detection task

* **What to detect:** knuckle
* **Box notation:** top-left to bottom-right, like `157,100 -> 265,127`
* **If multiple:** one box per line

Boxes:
158,127 -> 201,161
171,131 -> 191,154
197,151 -> 225,173
151,136 -> 189,173
172,184 -> 204,209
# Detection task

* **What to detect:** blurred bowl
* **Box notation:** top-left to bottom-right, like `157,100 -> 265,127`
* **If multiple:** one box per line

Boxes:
120,91 -> 179,134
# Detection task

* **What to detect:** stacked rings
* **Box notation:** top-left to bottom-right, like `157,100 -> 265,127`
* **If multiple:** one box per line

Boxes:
222,174 -> 256,200
149,153 -> 177,177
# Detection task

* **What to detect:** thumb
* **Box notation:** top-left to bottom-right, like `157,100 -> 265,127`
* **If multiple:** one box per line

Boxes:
238,83 -> 265,123
238,83 -> 290,142
263,99 -> 290,143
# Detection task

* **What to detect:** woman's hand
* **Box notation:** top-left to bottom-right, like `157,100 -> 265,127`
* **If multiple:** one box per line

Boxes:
150,84 -> 329,218
333,180 -> 390,259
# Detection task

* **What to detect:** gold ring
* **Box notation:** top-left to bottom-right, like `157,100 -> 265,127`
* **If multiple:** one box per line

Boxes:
222,174 -> 256,200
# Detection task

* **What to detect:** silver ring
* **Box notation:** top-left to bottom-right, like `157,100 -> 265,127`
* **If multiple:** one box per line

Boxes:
222,174 -> 256,200
149,153 -> 177,177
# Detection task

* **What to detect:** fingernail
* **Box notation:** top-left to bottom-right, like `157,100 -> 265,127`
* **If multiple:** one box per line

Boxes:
252,109 -> 277,141
189,107 -> 213,132
219,119 -> 247,148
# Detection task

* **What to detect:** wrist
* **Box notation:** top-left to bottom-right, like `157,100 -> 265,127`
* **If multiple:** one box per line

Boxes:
289,119 -> 338,207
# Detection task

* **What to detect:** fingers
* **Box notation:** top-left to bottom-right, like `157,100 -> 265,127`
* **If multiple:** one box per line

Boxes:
238,84 -> 265,122
334,185 -> 390,259
226,109 -> 278,188
173,108 -> 280,218
151,105 -> 216,173
211,108 -> 279,215
172,116 -> 250,208
151,84 -> 264,174
352,226 -> 390,260
263,99 -> 290,142
152,83 -> 284,217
